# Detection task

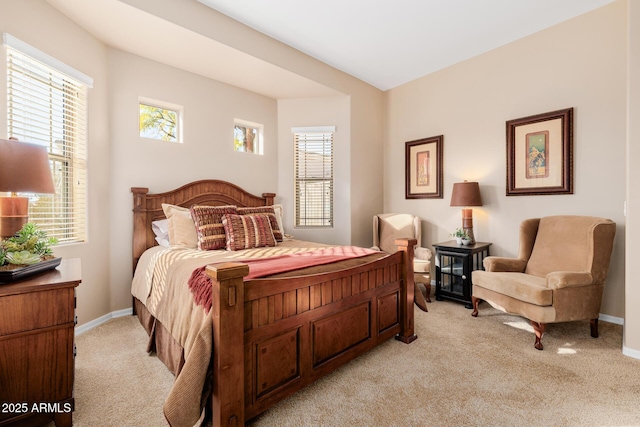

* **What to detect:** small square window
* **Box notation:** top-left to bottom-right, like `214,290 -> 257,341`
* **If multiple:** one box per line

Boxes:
139,99 -> 182,143
234,120 -> 263,154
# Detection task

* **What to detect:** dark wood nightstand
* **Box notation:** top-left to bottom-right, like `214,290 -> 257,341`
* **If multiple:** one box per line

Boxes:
0,258 -> 81,427
434,241 -> 491,308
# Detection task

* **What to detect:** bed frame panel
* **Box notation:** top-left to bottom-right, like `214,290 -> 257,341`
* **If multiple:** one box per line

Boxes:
131,180 -> 416,426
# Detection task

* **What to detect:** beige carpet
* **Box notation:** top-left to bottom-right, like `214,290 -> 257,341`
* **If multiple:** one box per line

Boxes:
69,299 -> 640,426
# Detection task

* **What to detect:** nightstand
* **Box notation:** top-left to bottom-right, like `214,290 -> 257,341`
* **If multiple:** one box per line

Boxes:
0,258 -> 81,427
434,241 -> 491,308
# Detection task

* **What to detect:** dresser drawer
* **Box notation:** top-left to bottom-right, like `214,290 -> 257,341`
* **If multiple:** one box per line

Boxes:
0,288 -> 74,336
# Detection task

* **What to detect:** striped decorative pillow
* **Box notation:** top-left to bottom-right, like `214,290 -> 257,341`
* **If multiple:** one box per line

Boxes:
222,213 -> 277,251
237,206 -> 283,242
190,205 -> 238,250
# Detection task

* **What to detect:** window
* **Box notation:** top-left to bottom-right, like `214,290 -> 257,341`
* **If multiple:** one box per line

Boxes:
4,34 -> 92,244
139,98 -> 182,143
234,119 -> 262,154
293,126 -> 334,228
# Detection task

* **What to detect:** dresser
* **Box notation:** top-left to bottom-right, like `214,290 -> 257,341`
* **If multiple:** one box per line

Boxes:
0,258 -> 81,427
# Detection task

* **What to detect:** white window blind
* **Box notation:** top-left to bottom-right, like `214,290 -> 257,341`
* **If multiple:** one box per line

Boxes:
293,128 -> 334,228
5,36 -> 90,243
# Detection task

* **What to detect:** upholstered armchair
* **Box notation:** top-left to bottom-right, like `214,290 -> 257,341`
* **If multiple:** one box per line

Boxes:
373,213 -> 433,311
471,215 -> 616,350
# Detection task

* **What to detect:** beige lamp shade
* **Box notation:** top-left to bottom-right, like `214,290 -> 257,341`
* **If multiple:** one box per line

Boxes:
0,138 -> 55,238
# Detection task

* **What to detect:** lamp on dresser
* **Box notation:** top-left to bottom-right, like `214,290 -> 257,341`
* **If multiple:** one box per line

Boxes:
450,180 -> 482,244
0,138 -> 55,239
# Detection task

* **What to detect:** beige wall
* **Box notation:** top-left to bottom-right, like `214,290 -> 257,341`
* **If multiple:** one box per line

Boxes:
349,90 -> 385,247
384,2 -> 627,321
625,1 -> 640,357
107,49 -> 279,311
0,0 -> 112,327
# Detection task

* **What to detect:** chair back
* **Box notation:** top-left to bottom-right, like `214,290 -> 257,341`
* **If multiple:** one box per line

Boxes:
524,215 -> 616,282
373,213 -> 420,253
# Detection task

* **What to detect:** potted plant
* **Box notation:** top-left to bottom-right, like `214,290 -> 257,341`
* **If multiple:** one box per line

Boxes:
450,228 -> 469,245
0,223 -> 59,281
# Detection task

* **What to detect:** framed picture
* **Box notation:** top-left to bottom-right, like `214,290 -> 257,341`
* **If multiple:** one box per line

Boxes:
506,108 -> 573,196
405,135 -> 443,199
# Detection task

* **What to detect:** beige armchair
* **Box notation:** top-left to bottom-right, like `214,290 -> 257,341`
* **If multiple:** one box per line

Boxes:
471,215 -> 616,350
373,213 -> 433,311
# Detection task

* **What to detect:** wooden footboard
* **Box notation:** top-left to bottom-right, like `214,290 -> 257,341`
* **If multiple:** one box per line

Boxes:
206,238 -> 416,426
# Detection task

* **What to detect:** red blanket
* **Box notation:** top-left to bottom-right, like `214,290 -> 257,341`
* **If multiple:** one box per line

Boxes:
188,246 -> 379,313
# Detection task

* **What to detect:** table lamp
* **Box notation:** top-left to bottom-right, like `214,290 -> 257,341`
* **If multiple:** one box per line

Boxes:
450,180 -> 482,244
0,138 -> 55,238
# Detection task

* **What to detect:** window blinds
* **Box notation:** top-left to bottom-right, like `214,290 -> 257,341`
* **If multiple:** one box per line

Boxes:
293,130 -> 334,227
5,38 -> 89,243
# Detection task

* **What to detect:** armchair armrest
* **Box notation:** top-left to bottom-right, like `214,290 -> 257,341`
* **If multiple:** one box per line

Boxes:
415,247 -> 432,261
483,256 -> 526,272
546,271 -> 594,289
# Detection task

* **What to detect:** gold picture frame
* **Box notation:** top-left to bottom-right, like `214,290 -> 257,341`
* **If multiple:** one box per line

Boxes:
506,108 -> 573,196
405,135 -> 443,199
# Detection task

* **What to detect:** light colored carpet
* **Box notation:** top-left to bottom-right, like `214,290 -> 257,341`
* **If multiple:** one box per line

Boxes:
69,299 -> 640,426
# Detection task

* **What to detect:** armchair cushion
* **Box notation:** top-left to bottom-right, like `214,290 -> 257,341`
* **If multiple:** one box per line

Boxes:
377,213 -> 419,254
414,258 -> 431,273
472,271 -> 551,306
524,216 -> 595,278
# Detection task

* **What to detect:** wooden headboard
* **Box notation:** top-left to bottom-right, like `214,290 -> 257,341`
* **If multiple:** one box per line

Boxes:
131,179 -> 275,271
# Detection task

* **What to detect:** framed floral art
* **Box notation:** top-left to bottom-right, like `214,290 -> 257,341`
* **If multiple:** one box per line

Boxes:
506,108 -> 573,196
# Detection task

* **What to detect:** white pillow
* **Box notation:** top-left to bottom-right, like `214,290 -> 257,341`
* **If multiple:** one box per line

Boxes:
273,204 -> 285,237
152,219 -> 170,247
161,203 -> 198,248
152,218 -> 169,236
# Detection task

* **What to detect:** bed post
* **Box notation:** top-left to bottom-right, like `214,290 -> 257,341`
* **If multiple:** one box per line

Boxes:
131,187 -> 149,272
206,262 -> 250,427
261,192 -> 275,206
131,187 -> 149,316
395,238 -> 417,344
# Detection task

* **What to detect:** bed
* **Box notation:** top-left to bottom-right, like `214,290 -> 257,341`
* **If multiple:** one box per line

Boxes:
131,179 -> 417,426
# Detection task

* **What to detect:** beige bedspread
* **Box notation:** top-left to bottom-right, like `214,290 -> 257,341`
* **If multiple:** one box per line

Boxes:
131,240 -> 357,427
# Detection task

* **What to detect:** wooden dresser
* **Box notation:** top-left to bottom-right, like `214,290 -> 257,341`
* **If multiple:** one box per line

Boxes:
0,258 -> 81,427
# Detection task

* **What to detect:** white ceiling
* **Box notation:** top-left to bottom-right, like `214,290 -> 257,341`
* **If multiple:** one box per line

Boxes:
47,0 -> 615,96
197,0 -> 616,90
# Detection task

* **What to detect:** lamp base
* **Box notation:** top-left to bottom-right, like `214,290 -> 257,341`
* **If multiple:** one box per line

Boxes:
0,196 -> 29,239
463,227 -> 476,245
461,208 -> 476,244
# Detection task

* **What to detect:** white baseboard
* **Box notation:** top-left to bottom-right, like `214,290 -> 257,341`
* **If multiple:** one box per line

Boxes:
599,313 -> 624,325
622,345 -> 640,360
75,308 -> 133,336
597,315 -> 640,359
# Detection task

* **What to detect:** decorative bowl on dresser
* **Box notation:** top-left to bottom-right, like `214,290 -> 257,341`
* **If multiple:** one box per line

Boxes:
0,258 -> 81,427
